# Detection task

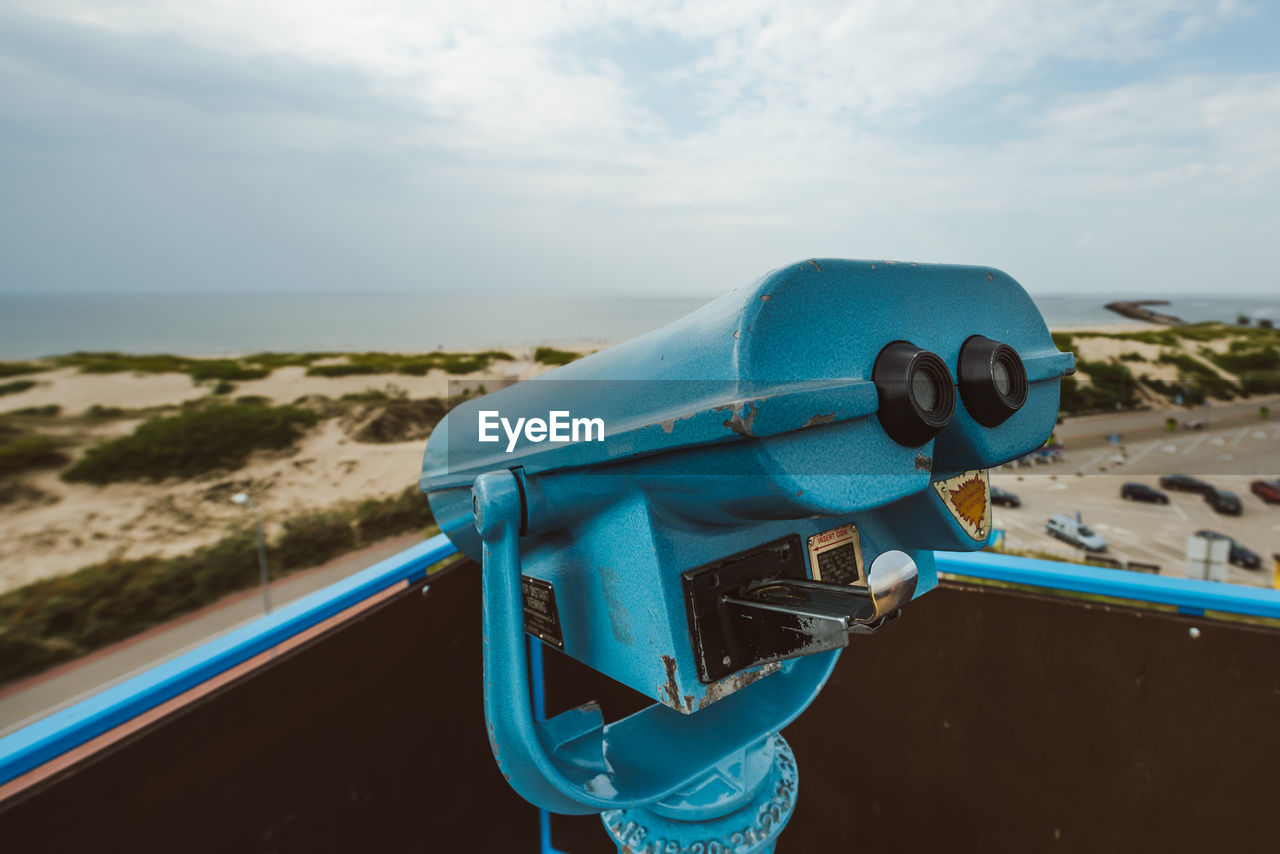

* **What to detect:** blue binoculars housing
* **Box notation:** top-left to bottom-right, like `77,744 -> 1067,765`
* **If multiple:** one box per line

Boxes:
421,259 -> 1073,837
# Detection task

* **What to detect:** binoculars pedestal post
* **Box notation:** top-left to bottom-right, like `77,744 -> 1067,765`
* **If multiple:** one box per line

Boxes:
601,732 -> 798,854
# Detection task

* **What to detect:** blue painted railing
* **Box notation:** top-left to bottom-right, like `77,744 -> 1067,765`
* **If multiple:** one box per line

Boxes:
0,533 -> 457,787
2,539 -> 1278,787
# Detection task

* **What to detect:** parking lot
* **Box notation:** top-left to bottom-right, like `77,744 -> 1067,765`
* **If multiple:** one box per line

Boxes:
990,419 -> 1280,587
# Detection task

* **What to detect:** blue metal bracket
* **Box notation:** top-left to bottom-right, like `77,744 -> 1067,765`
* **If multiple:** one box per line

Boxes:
474,469 -> 836,816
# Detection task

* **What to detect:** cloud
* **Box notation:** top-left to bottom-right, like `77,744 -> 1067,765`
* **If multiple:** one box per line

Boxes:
0,1 -> 1276,295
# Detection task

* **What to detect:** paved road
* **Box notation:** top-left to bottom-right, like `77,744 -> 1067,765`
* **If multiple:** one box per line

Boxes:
1053,395 -> 1280,450
0,534 -> 431,735
993,416 -> 1280,586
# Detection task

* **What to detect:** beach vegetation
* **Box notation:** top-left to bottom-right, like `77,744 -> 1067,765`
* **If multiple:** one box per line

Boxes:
243,352 -> 337,370
354,485 -> 435,542
533,346 -> 580,366
353,398 -> 449,443
305,350 -> 514,378
1156,352 -> 1238,400
234,395 -> 272,406
1059,358 -> 1139,413
0,362 -> 45,379
1201,342 -> 1280,394
0,485 -> 437,685
0,433 -> 69,475
1118,351 -> 1147,362
62,402 -> 319,484
85,404 -> 128,419
8,405 -> 61,417
0,379 -> 37,396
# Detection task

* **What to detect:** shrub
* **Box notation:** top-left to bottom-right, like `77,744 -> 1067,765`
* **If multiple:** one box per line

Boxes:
86,404 -> 127,419
212,380 -> 236,395
0,362 -> 44,378
533,346 -> 580,366
306,363 -> 387,377
0,482 -> 440,685
8,405 -> 60,416
1156,352 -> 1238,400
188,360 -> 270,382
353,398 -> 448,443
62,403 -> 319,483
0,379 -> 36,396
0,434 -> 68,475
355,485 -> 435,541
1119,351 -> 1147,362
275,514 -> 357,571
1203,344 -> 1280,394
234,395 -> 272,406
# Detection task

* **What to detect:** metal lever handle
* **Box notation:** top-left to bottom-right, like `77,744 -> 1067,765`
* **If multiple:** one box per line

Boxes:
720,550 -> 919,671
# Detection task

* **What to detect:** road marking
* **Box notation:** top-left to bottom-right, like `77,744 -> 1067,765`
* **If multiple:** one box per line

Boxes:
1168,499 -> 1188,522
1161,444 -> 1178,454
1228,426 -> 1250,448
1273,424 -> 1280,439
1077,450 -> 1109,473
1104,528 -> 1183,565
1251,429 -> 1267,440
1181,433 -> 1209,456
1127,440 -> 1161,466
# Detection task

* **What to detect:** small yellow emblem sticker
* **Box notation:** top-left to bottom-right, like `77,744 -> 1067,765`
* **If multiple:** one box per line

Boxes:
932,469 -> 991,541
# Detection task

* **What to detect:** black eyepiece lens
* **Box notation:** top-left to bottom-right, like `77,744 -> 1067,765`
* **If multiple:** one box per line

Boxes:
911,370 -> 938,411
873,341 -> 956,447
958,335 -> 1028,427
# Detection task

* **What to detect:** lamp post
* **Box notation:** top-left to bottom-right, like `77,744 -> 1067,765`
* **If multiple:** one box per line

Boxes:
231,492 -> 272,614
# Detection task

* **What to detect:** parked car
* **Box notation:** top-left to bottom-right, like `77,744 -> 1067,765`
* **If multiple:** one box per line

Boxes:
1195,530 -> 1261,569
1251,479 -> 1280,504
1204,488 -> 1242,516
1120,483 -> 1169,504
991,486 -> 1021,507
1159,474 -> 1214,495
1045,515 -> 1108,552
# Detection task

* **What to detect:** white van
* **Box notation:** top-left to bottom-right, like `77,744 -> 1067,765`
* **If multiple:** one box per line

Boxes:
1045,515 -> 1108,552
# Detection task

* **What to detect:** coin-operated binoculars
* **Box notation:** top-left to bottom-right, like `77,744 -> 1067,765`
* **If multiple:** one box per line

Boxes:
421,259 -> 1073,852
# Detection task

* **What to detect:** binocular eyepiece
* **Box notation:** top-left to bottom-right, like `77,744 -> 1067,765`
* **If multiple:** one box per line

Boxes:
873,335 -> 1030,447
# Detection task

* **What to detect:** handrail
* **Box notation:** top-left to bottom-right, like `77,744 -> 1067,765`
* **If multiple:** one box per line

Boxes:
936,550 -> 1280,620
3,537 -> 1277,788
0,533 -> 459,787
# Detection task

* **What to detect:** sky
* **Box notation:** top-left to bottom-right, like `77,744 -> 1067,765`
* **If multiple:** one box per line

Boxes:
1,0 -> 1277,297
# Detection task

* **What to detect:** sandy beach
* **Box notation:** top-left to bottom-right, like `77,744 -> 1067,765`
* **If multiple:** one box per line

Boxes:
0,347 -> 573,593
2,322 -> 1274,594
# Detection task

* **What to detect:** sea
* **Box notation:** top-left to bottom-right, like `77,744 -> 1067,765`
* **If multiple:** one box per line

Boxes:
1,291 -> 1279,360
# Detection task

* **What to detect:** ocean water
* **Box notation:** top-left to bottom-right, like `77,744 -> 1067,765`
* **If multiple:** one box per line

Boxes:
1,291 -> 1278,360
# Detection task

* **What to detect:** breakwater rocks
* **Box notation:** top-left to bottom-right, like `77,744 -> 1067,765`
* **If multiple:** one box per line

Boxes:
1104,300 -> 1185,326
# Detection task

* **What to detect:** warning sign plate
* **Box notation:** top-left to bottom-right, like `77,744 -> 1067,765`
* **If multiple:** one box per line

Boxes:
932,469 -> 991,541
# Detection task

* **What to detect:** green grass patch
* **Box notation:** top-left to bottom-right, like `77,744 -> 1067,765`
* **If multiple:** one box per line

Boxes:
533,346 -> 580,366
0,362 -> 45,379
1202,343 -> 1280,394
1059,358 -> 1139,414
0,379 -> 37,396
0,434 -> 69,475
306,350 -> 514,378
354,485 -> 435,542
52,352 -> 271,381
85,404 -> 127,419
62,403 -> 319,484
0,485 -> 437,685
8,405 -> 60,417
1156,351 -> 1238,400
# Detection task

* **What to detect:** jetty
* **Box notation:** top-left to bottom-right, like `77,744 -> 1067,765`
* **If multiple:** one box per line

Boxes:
1104,299 -> 1185,325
